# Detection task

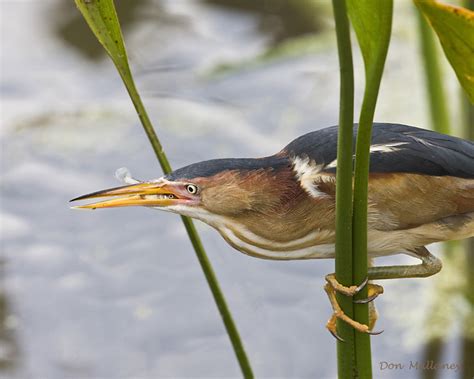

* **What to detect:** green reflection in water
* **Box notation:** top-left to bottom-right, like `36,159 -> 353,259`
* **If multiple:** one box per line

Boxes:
54,0 -> 153,61
0,263 -> 20,373
419,222 -> 474,368
55,0 -> 325,62
205,0 -> 325,44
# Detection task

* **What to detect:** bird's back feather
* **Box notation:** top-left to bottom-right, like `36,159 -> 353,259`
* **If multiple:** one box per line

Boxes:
283,123 -> 474,179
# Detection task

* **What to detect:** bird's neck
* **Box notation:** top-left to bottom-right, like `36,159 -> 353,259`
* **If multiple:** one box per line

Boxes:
194,165 -> 337,258
210,192 -> 335,260
230,191 -> 335,243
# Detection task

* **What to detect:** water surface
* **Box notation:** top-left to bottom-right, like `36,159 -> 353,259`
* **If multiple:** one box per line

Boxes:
1,1 -> 468,378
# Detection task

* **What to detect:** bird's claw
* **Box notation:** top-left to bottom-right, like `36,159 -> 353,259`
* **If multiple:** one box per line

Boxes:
326,314 -> 345,342
354,276 -> 369,294
354,295 -> 377,304
368,328 -> 384,336
330,329 -> 345,342
353,284 -> 384,304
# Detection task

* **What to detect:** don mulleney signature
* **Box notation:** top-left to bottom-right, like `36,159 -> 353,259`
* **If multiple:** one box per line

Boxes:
379,360 -> 461,372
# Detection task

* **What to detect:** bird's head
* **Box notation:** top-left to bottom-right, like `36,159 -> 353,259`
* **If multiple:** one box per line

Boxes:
71,156 -> 296,223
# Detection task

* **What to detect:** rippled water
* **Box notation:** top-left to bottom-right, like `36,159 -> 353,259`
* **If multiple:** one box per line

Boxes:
1,1 -> 470,378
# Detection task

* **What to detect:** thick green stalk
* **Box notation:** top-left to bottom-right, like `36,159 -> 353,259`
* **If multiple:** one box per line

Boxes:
351,85 -> 377,379
332,1 -> 356,378
351,2 -> 393,377
74,1 -> 253,377
416,11 -> 450,134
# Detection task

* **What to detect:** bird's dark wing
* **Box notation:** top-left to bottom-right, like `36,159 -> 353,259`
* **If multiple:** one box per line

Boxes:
282,123 -> 474,179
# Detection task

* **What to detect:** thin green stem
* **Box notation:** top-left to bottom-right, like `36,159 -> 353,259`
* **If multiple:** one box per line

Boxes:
180,217 -> 254,378
74,1 -> 253,376
332,0 -> 356,378
117,44 -> 254,379
122,77 -> 254,379
120,76 -> 172,173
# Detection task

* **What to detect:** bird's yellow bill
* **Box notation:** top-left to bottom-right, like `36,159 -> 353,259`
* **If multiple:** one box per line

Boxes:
70,182 -> 178,209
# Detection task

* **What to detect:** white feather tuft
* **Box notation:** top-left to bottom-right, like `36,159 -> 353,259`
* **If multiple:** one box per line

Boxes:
291,156 -> 327,198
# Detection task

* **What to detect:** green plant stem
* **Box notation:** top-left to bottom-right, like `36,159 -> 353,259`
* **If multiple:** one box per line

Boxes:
122,78 -> 254,379
352,2 -> 393,377
180,217 -> 254,378
74,1 -> 253,377
332,1 -> 356,378
351,86 -> 377,379
121,76 -> 173,172
417,11 -> 450,134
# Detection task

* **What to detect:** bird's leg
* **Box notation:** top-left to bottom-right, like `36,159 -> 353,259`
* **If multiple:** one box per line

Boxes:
367,246 -> 442,280
324,247 -> 441,339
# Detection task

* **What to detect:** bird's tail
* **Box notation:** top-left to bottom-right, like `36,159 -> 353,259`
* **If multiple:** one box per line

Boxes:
398,212 -> 473,251
424,212 -> 474,244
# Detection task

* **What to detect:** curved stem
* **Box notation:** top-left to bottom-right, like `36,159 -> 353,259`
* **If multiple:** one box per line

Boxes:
351,1 -> 393,377
332,0 -> 356,378
125,78 -> 254,379
75,1 -> 253,376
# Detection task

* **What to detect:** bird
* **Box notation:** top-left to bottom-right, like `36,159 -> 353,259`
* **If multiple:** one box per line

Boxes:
71,123 -> 474,339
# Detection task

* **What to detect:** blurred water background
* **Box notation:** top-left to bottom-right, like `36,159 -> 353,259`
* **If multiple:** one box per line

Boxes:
1,1 -> 472,378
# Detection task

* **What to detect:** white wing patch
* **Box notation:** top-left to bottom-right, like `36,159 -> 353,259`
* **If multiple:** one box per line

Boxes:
291,156 -> 329,198
324,142 -> 409,170
325,159 -> 338,169
369,142 -> 409,153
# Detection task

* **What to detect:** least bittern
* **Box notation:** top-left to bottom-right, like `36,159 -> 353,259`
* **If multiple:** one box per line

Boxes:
71,123 -> 474,339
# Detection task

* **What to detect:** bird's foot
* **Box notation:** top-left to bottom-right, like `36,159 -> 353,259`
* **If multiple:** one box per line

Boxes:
354,283 -> 384,304
324,274 -> 384,341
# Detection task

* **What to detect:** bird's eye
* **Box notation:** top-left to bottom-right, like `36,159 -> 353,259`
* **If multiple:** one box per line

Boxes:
186,184 -> 198,194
